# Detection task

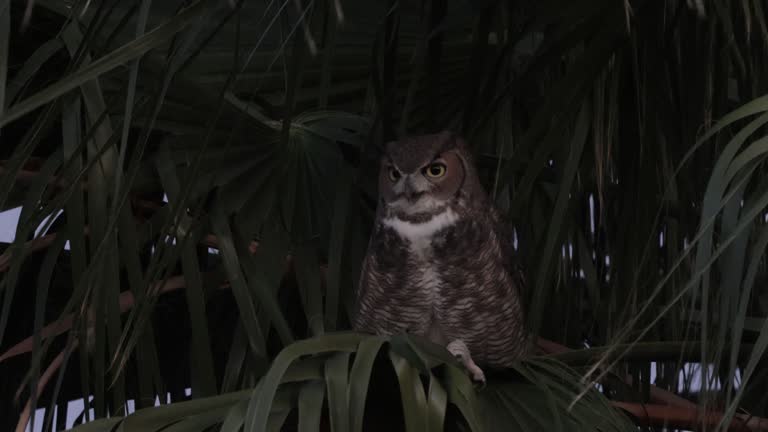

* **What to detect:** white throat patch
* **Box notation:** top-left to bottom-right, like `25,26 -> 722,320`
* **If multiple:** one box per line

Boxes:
382,209 -> 459,257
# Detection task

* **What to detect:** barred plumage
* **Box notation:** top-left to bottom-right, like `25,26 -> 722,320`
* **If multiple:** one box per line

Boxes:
352,131 -> 531,382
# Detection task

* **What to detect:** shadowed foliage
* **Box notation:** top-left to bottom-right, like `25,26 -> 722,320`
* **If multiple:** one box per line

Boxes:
1,0 -> 768,431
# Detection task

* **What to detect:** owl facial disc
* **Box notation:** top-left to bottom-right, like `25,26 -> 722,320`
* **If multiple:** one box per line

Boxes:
387,173 -> 447,216
378,133 -> 469,222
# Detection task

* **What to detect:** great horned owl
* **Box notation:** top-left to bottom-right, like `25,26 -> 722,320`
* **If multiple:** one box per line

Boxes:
352,131 -> 531,382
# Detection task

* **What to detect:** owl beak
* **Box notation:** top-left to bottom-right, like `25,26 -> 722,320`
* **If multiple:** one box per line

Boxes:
402,176 -> 425,202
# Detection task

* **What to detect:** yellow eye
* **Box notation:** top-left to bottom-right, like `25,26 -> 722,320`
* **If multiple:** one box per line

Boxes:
424,163 -> 447,178
388,167 -> 401,182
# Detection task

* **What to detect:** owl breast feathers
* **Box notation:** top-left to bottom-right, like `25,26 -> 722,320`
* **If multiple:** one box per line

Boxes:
352,131 -> 531,380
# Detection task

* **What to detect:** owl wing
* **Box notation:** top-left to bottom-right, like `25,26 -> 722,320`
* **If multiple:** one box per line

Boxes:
352,222 -> 421,337
351,251 -> 376,332
352,217 -> 389,334
493,209 -> 533,358
492,208 -> 526,292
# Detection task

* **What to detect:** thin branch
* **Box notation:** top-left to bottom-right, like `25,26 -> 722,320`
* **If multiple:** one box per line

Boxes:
538,339 -> 768,430
201,234 -> 259,254
0,274 -> 205,363
536,337 -> 696,409
0,316 -> 73,363
613,401 -> 768,432
6,245 -> 282,427
547,340 -> 753,365
0,230 -> 258,273
0,238 -> 267,363
14,342 -> 76,432
0,232 -> 64,272
0,162 -> 163,211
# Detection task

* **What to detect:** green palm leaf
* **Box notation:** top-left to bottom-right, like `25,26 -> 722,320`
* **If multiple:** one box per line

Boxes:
3,0 -> 768,431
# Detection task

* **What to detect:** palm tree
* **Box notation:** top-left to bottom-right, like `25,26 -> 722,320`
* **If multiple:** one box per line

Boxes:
1,0 -> 768,430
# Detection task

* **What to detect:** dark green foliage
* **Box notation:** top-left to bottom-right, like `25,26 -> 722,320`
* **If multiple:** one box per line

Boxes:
1,0 -> 768,431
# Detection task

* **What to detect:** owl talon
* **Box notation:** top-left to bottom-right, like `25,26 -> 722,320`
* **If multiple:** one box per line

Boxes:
447,340 -> 486,385
467,363 -> 486,385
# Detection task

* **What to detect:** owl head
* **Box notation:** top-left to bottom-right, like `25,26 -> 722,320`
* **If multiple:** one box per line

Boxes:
378,131 -> 485,219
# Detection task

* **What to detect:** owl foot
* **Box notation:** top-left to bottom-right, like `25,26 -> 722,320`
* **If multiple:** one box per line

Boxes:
446,340 -> 486,385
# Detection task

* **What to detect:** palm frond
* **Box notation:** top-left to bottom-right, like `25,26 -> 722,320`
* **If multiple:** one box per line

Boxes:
2,0 -> 768,431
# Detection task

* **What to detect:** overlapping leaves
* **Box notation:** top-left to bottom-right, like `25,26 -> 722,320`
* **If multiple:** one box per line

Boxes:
67,333 -> 634,432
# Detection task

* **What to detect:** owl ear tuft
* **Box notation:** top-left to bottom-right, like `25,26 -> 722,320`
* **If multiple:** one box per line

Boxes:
449,131 -> 469,147
435,130 -> 469,153
436,130 -> 466,146
437,130 -> 455,141
369,139 -> 393,161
